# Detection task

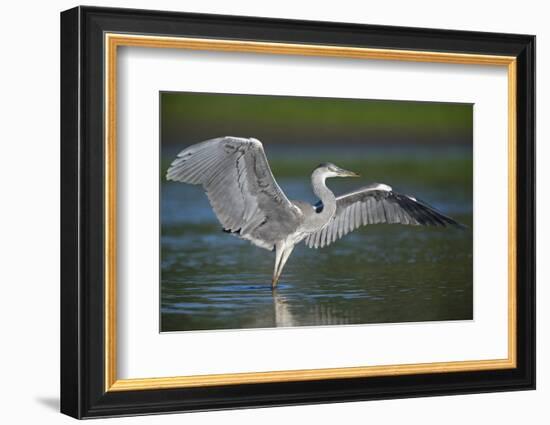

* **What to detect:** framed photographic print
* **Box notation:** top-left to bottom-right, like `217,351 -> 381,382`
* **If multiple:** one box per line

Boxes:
60,6 -> 535,419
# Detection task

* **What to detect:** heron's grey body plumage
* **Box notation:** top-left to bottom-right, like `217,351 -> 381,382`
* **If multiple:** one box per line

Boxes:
166,136 -> 463,288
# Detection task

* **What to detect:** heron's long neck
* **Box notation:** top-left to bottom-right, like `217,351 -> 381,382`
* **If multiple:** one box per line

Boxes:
312,171 -> 337,220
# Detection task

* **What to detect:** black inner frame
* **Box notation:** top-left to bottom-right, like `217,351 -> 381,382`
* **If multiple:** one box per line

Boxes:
60,6 -> 535,419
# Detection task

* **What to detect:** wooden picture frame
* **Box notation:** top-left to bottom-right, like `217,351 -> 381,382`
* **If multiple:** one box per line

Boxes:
60,5 -> 535,419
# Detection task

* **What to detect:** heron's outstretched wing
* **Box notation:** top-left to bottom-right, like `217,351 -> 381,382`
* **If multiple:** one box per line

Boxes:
305,183 -> 464,249
167,137 -> 302,250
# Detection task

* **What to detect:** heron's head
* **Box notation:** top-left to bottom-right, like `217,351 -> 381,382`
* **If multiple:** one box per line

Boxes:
315,162 -> 360,179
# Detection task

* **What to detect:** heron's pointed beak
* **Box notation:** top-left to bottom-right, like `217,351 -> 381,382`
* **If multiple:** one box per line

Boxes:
338,168 -> 360,178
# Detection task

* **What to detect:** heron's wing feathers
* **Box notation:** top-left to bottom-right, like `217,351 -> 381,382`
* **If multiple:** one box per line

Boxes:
305,183 -> 463,249
167,137 -> 301,250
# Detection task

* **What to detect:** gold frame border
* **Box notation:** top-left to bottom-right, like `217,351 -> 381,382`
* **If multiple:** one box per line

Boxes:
104,33 -> 518,392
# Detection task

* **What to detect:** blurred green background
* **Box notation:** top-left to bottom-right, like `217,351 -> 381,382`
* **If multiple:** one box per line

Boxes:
160,91 -> 473,332
161,92 -> 473,189
161,92 -> 472,145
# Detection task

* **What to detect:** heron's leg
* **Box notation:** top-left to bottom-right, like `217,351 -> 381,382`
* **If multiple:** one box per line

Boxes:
273,244 -> 295,289
272,244 -> 285,289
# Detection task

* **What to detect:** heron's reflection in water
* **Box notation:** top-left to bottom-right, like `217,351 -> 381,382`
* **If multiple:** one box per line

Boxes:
271,289 -> 360,328
271,290 -> 295,327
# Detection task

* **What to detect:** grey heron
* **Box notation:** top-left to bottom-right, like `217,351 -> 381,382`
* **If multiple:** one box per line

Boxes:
166,136 -> 463,289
